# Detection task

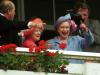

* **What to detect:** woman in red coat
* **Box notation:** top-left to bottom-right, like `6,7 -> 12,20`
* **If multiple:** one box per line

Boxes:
22,18 -> 46,52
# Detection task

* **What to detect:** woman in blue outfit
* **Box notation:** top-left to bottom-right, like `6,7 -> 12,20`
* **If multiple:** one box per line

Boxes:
47,14 -> 94,63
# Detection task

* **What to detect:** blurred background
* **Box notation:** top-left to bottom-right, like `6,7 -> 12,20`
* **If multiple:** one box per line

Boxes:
12,0 -> 100,40
13,0 -> 100,24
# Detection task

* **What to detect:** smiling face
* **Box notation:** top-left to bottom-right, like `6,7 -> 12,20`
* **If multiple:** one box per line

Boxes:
31,28 -> 42,42
57,21 -> 70,39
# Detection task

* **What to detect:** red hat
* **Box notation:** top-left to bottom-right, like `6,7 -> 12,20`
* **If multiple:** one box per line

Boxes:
30,18 -> 44,24
28,18 -> 46,28
24,18 -> 45,38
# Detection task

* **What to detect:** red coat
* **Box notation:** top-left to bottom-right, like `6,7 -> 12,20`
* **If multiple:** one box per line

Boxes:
22,38 -> 36,48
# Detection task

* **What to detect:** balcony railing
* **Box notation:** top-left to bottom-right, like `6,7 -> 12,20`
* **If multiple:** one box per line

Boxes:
1,47 -> 100,75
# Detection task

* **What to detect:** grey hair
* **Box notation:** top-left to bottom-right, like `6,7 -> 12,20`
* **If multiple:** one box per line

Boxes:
0,0 -> 15,13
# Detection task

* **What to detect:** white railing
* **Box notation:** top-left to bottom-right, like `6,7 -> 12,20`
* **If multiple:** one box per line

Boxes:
16,47 -> 100,61
13,47 -> 100,75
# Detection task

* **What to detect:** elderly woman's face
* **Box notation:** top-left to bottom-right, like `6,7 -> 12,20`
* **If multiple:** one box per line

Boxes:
31,28 -> 42,41
57,21 -> 70,39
